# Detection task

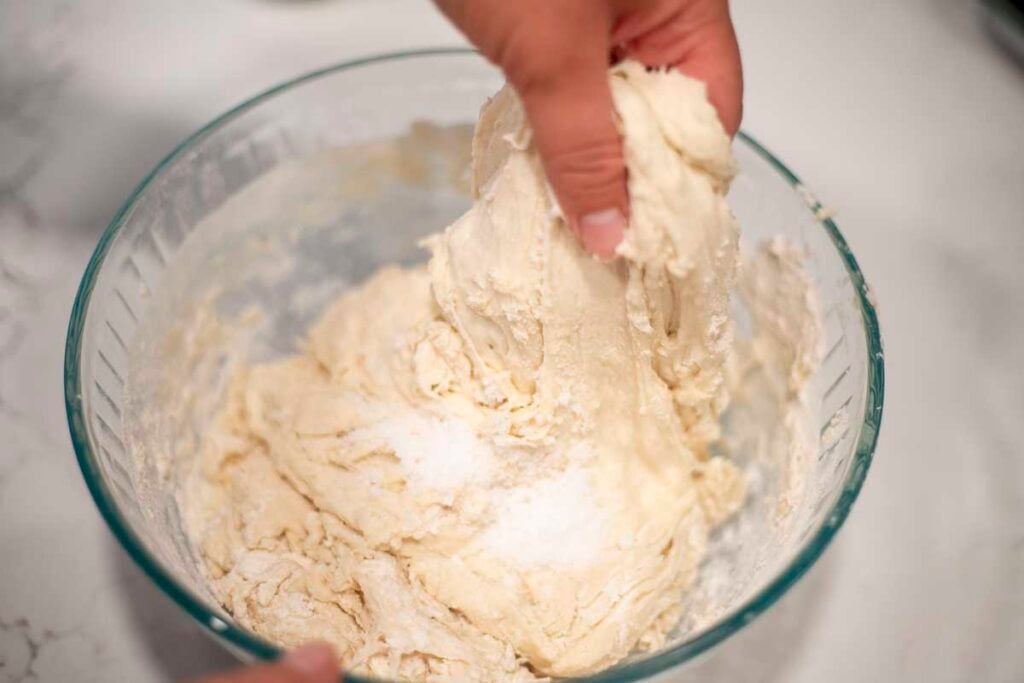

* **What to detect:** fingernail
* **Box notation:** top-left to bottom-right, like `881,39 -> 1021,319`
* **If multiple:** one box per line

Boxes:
579,208 -> 626,258
283,643 -> 337,679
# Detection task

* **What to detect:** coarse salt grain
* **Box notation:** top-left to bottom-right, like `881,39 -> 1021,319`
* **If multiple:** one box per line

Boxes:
482,466 -> 607,568
375,412 -> 607,567
373,412 -> 493,492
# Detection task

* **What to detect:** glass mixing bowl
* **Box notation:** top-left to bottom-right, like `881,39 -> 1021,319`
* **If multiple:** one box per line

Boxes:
64,49 -> 884,681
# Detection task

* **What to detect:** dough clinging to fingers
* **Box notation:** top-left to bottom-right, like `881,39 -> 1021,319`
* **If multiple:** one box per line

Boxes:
187,64 -> 744,681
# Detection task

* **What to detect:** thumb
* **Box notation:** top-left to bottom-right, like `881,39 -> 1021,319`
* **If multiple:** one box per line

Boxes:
500,7 -> 628,257
515,63 -> 628,258
191,644 -> 339,683
280,643 -> 339,682
435,0 -> 628,257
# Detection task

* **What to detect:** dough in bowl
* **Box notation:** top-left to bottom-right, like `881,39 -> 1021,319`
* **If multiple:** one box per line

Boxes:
185,61 -> 750,681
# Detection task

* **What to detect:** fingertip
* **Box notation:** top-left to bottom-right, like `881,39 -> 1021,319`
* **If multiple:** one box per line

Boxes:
518,78 -> 630,250
675,46 -> 743,137
711,80 -> 743,137
282,643 -> 339,682
578,208 -> 627,258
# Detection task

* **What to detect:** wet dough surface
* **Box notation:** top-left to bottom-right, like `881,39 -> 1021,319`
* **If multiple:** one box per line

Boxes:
185,62 -> 747,681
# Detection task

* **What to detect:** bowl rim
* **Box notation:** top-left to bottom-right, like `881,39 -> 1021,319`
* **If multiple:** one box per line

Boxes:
64,47 -> 885,682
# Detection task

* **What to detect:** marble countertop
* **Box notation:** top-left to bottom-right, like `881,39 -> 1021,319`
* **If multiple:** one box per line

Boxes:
1,0 -> 1022,681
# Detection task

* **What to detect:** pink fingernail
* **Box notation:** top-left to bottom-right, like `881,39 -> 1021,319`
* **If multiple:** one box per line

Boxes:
283,643 -> 337,679
579,208 -> 626,258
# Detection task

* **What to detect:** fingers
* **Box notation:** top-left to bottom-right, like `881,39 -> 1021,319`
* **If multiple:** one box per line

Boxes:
436,0 -> 742,257
281,644 -> 339,682
514,56 -> 628,258
611,0 -> 685,46
619,0 -> 743,136
436,0 -> 629,258
192,644 -> 339,683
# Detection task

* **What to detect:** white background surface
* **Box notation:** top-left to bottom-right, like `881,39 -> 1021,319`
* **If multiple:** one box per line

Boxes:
1,0 -> 1022,681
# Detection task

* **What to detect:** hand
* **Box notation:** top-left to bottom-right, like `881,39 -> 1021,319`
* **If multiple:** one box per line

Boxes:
434,0 -> 742,257
190,644 -> 339,683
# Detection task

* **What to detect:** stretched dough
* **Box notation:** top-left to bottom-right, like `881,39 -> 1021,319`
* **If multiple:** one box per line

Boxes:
186,61 -> 745,681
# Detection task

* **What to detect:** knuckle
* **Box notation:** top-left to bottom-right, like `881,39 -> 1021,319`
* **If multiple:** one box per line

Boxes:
505,44 -> 579,95
545,140 -> 626,207
549,140 -> 623,184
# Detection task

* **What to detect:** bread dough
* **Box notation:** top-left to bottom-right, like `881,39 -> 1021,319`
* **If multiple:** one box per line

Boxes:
185,61 -> 746,681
